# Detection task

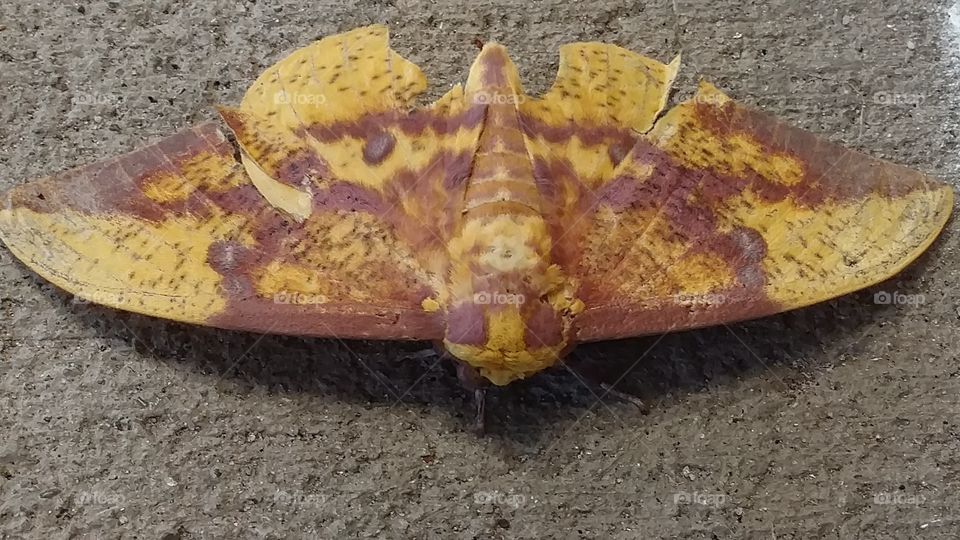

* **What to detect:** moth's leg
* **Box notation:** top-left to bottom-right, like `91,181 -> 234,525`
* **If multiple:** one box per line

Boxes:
563,351 -> 646,410
397,348 -> 440,361
455,361 -> 488,434
597,382 -> 645,409
399,346 -> 488,431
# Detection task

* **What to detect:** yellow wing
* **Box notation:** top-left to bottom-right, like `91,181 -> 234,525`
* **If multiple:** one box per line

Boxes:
517,43 -> 681,266
0,123 -> 443,339
518,46 -> 952,341
568,82 -> 952,340
0,26 -> 485,340
218,25 -> 483,253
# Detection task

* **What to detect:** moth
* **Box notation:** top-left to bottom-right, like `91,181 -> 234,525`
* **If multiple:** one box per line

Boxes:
1,26 -> 952,429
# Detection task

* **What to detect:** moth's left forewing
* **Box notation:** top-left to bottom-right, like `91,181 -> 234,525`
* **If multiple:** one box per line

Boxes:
0,122 -> 444,340
570,82 -> 953,341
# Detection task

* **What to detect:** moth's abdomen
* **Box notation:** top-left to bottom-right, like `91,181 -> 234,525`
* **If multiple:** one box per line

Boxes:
463,104 -> 540,214
460,43 -> 541,217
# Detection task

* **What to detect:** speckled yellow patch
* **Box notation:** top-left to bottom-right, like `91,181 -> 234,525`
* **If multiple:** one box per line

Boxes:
522,43 -> 680,132
649,83 -> 805,187
0,208 -> 240,322
142,151 -> 246,203
240,25 -> 425,127
252,211 -> 433,304
142,173 -> 194,203
722,188 -> 953,307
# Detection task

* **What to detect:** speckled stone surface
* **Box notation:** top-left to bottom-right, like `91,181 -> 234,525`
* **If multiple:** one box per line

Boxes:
1,1 -> 958,538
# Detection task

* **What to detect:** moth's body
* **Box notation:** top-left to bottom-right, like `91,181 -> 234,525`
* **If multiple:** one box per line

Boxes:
440,45 -> 582,385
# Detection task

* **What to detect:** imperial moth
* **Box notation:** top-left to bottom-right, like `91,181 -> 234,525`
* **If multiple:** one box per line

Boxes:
0,26 -> 952,422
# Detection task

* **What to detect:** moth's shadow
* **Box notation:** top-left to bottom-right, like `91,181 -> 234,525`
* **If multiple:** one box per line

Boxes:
46,243 -> 945,446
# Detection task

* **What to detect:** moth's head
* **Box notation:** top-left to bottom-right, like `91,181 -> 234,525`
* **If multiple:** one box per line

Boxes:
441,278 -> 575,386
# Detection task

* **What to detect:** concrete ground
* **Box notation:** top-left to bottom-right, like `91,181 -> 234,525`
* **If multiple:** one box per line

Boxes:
1,0 -> 959,538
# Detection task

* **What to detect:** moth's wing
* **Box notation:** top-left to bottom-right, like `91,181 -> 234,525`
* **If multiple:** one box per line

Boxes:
0,25 -> 486,340
218,25 -> 483,255
521,41 -> 680,137
565,82 -> 952,340
518,43 -> 680,260
0,123 -> 442,339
